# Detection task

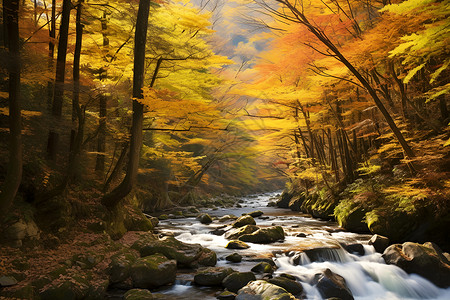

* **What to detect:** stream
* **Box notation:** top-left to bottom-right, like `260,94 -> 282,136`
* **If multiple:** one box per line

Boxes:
153,192 -> 450,300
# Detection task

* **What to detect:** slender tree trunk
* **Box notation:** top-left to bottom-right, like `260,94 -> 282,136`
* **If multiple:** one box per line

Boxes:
0,0 -> 23,218
47,0 -> 56,109
68,0 -> 84,180
101,0 -> 151,209
47,0 -> 71,161
96,11 -> 110,174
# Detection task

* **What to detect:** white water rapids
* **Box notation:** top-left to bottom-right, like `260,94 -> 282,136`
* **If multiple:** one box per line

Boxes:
155,192 -> 450,300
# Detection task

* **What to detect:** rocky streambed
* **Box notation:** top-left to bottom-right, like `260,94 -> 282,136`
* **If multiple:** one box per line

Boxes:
118,191 -> 450,300
4,192 -> 449,299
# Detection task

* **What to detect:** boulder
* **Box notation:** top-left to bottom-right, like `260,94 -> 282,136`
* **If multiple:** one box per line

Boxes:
107,251 -> 139,284
219,215 -> 238,222
210,225 -> 228,236
217,290 -> 237,300
382,242 -> 450,288
268,277 -> 303,295
368,234 -> 389,253
226,240 -> 250,249
225,225 -> 259,240
247,210 -> 264,218
239,226 -> 285,244
194,267 -> 235,286
315,269 -> 354,300
226,253 -> 243,263
222,272 -> 256,293
236,280 -> 295,300
251,262 -> 274,274
342,243 -> 365,256
198,213 -> 213,224
130,254 -> 177,288
133,235 -> 217,268
232,215 -> 256,228
276,190 -> 294,208
123,289 -> 153,300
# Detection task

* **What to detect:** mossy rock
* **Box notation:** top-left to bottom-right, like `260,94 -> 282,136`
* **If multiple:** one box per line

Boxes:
222,272 -> 256,293
194,267 -> 235,286
124,206 -> 155,232
226,240 -> 250,249
232,215 -> 256,228
239,226 -> 285,244
124,288 -> 153,300
130,254 -> 177,288
236,280 -> 295,300
133,235 -> 216,268
225,225 -> 259,240
268,277 -> 303,295
108,250 -> 140,284
251,262 -> 274,274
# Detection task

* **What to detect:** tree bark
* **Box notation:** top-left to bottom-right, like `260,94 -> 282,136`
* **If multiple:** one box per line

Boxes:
47,0 -> 71,161
95,11 -> 110,174
101,0 -> 151,209
0,0 -> 23,219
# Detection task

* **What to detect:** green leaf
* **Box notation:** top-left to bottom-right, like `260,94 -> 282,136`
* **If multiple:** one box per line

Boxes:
403,63 -> 425,84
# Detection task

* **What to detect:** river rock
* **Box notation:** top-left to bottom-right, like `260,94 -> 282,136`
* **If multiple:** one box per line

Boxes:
226,253 -> 243,263
226,240 -> 250,249
222,272 -> 256,293
251,262 -> 274,274
232,215 -> 256,228
133,235 -> 217,268
225,225 -> 259,240
107,251 -> 139,284
368,234 -> 389,253
130,254 -> 177,288
219,215 -> 238,222
236,280 -> 295,300
382,242 -> 450,288
198,213 -> 213,224
239,226 -> 285,244
210,225 -> 228,236
247,210 -> 264,218
123,289 -> 153,300
315,268 -> 354,300
268,276 -> 303,295
217,290 -> 237,300
194,267 -> 235,286
342,243 -> 365,256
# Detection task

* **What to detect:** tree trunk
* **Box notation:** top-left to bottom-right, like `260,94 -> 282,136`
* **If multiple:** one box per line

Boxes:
101,0 -> 151,209
47,0 -> 56,110
47,0 -> 71,161
0,0 -> 23,218
95,11 -> 110,174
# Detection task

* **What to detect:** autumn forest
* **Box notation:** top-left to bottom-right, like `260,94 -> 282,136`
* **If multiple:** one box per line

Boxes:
0,0 -> 449,299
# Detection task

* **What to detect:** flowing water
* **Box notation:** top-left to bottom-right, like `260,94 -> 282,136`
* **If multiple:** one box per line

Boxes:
153,192 -> 450,300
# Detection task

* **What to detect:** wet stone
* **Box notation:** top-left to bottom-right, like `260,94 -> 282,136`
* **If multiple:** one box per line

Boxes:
226,240 -> 250,249
226,253 -> 243,263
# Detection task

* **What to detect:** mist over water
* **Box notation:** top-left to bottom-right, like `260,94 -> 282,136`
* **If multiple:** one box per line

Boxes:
156,192 -> 450,300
